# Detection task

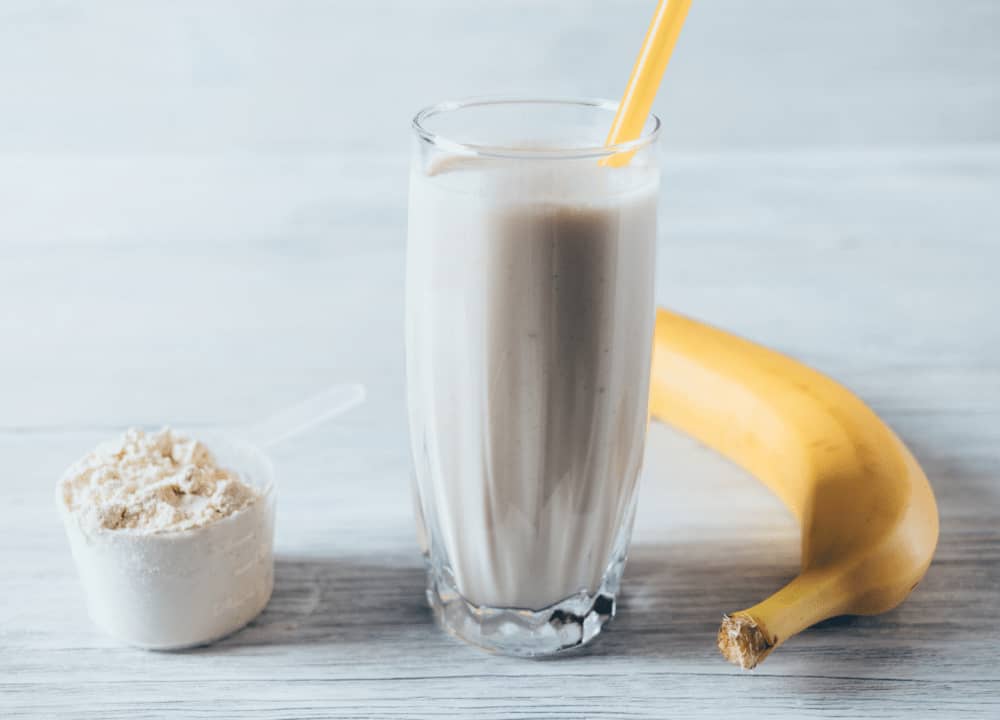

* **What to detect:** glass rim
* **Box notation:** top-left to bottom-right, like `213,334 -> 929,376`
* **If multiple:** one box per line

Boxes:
411,96 -> 661,160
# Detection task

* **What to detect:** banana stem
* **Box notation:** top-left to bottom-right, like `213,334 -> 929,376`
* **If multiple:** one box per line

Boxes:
718,568 -> 850,669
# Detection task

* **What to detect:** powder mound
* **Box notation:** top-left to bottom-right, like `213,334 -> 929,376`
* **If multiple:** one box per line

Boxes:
60,427 -> 259,533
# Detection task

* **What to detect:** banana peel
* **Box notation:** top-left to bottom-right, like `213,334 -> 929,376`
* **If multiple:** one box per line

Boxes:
649,308 -> 939,669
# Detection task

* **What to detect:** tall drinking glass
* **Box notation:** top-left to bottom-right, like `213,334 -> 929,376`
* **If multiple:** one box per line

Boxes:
406,98 -> 660,656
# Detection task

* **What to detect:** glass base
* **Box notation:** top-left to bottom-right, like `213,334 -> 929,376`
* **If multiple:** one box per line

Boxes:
425,552 -> 626,657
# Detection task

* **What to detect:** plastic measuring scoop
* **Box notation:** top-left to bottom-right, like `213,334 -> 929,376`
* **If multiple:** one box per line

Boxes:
56,382 -> 366,650
603,0 -> 692,167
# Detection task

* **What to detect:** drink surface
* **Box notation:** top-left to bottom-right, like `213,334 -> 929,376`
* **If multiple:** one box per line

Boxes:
407,155 -> 658,610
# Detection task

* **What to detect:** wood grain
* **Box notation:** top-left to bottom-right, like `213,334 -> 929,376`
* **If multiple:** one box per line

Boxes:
3,151 -> 998,719
3,421 -> 998,718
2,1 -> 999,717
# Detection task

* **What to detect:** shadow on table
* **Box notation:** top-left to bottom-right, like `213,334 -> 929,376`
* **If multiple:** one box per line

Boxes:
568,538 -> 798,663
187,554 -> 432,652
192,540 -> 799,661
193,430 -> 989,666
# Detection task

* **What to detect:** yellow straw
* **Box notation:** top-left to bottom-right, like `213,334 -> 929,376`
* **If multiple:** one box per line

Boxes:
603,0 -> 692,167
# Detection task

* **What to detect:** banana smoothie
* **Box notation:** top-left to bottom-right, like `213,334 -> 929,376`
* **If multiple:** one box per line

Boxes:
406,98 -> 660,655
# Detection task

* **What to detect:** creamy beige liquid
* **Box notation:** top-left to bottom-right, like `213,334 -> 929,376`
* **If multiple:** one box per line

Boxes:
407,156 -> 657,610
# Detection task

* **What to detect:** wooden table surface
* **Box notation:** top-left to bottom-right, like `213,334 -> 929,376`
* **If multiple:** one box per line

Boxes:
2,2 -> 998,718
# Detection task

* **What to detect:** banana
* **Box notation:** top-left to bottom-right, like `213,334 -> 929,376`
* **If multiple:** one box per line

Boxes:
648,308 -> 939,669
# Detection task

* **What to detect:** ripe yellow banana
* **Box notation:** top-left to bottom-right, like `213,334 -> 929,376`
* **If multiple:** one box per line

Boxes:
648,309 -> 939,669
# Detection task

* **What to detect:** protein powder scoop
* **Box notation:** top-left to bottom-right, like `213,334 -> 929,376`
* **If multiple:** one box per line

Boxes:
55,384 -> 365,649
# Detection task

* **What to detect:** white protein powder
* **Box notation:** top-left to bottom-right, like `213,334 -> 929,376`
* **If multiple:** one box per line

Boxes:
60,428 -> 259,533
57,429 -> 275,649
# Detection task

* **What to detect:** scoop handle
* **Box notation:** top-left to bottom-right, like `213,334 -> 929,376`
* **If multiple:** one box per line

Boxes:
245,384 -> 366,450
